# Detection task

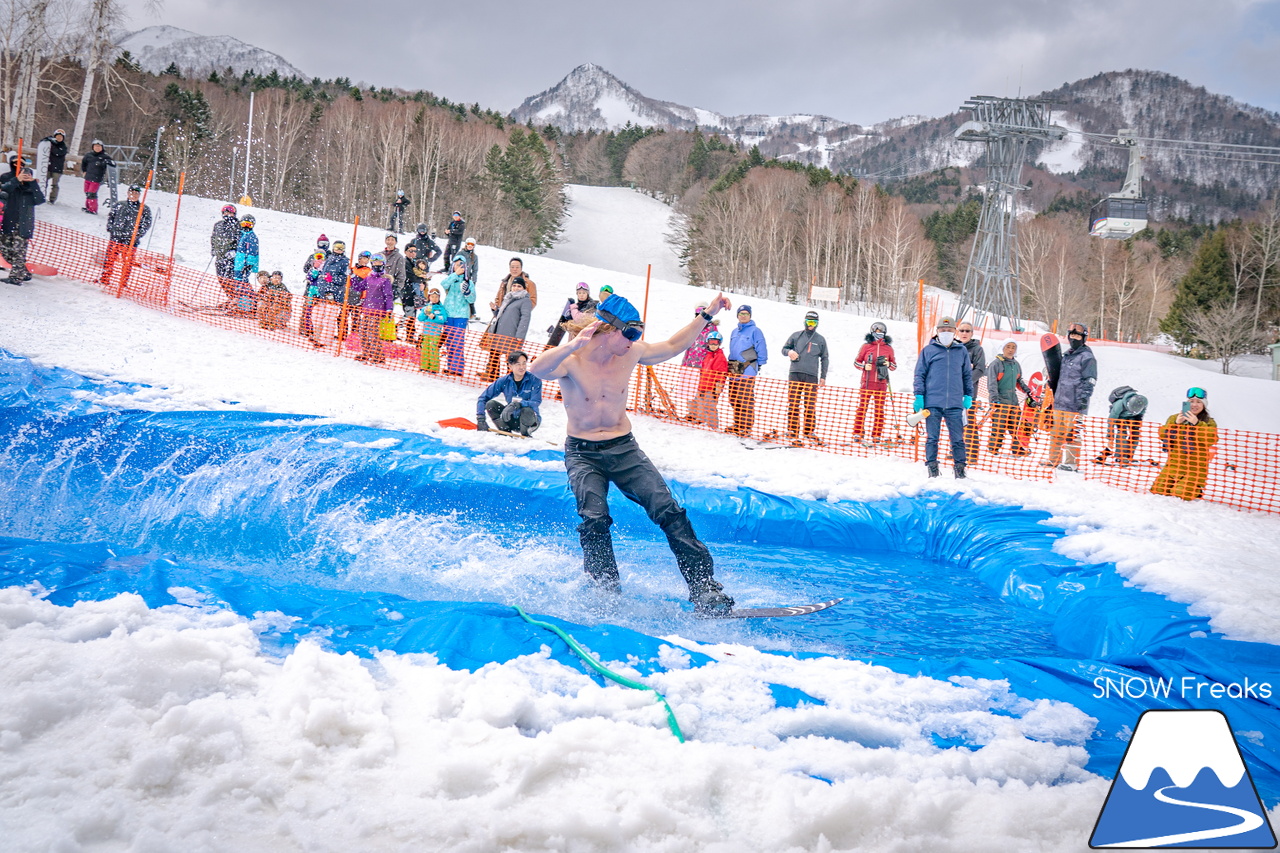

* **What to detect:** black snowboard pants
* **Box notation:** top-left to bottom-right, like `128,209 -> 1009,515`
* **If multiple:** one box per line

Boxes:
564,433 -> 717,597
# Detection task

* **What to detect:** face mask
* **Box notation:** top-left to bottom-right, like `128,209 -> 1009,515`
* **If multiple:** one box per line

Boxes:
873,331 -> 884,340
937,332 -> 955,347
1068,335 -> 1084,350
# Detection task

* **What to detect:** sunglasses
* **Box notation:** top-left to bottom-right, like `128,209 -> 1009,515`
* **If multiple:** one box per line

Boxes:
1187,387 -> 1206,399
957,328 -> 973,334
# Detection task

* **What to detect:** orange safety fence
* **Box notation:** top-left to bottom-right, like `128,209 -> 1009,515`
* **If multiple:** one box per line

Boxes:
25,220 -> 1280,516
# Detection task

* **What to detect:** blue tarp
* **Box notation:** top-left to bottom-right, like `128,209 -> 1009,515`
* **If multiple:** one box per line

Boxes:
1,349 -> 1277,804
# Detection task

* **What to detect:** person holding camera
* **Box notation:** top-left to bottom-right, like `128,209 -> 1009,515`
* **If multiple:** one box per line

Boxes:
0,165 -> 45,284
726,305 -> 768,437
852,321 -> 897,443
1151,388 -> 1218,501
476,351 -> 543,436
780,310 -> 829,443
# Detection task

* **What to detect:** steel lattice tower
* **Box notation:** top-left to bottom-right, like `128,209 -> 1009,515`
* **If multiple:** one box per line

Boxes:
954,97 -> 1064,330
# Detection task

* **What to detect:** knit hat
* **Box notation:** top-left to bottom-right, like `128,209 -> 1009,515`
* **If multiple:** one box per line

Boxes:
597,294 -> 641,326
738,305 -> 753,316
999,338 -> 1017,354
936,316 -> 956,331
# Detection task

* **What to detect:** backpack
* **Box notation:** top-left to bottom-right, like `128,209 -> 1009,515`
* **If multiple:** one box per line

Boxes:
1107,386 -> 1147,420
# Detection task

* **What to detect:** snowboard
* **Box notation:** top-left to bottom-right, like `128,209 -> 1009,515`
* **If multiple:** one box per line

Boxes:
724,598 -> 842,619
1040,333 -> 1062,392
34,139 -> 50,197
1015,371 -> 1044,453
106,162 -> 120,209
0,256 -> 58,277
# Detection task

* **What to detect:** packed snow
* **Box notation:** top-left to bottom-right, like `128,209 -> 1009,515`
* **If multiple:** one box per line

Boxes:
2,181 -> 1278,852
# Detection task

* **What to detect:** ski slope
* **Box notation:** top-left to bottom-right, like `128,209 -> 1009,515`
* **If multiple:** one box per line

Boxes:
2,182 -> 1279,852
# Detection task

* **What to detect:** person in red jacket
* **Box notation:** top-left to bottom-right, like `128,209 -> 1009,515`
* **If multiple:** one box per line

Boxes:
687,331 -> 729,428
852,322 -> 897,442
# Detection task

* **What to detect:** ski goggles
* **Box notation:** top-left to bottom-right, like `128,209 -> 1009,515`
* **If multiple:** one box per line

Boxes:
1187,387 -> 1207,399
596,308 -> 644,341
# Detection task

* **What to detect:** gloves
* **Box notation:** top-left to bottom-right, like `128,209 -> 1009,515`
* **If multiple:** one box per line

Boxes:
963,395 -> 973,409
325,273 -> 333,283
475,418 -> 489,432
501,400 -> 522,422
1027,397 -> 1039,409
461,282 -> 472,297
913,395 -> 924,413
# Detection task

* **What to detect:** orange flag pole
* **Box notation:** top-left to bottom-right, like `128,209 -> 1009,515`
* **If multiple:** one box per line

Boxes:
116,170 -> 153,298
163,171 -> 185,305
336,215 -> 360,352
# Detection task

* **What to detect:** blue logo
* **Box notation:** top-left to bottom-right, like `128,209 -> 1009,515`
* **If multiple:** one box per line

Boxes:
1091,710 -> 1276,848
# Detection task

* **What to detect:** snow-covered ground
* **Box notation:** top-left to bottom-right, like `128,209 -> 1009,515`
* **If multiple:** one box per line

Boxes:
2,182 -> 1279,851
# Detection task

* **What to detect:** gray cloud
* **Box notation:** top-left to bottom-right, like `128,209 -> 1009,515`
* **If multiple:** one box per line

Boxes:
128,0 -> 1280,125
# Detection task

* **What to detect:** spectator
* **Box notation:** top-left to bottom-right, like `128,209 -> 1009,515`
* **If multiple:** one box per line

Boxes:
1043,322 -> 1096,472
441,211 -> 465,271
355,253 -> 394,364
459,236 -> 480,322
416,287 -> 447,372
780,310 -> 829,443
986,339 -> 1034,456
956,321 -> 987,462
1151,388 -> 1218,501
39,129 -> 68,204
687,330 -> 728,428
439,255 -> 472,376
1095,385 -> 1148,466
476,351 -> 544,436
680,302 -> 719,368
389,189 -> 409,233
409,223 -> 441,269
79,139 -> 113,215
0,166 -> 45,285
102,184 -> 151,290
402,244 -> 430,341
381,233 -> 408,335
491,256 -> 539,313
313,240 -> 353,340
547,283 -> 598,347
210,204 -> 239,303
480,273 -> 532,382
233,212 -> 259,284
726,305 -> 767,437
258,270 -> 292,330
343,250 -> 374,341
913,316 -> 974,478
852,321 -> 897,443
300,250 -> 328,346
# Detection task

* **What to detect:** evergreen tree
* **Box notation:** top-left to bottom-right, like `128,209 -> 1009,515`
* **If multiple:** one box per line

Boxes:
1161,229 -> 1234,346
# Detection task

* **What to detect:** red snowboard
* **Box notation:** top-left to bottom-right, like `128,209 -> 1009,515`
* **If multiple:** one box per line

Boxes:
0,256 -> 59,277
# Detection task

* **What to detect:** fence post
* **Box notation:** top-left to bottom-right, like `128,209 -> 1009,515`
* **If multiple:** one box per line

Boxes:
116,170 -> 153,299
163,171 -> 185,306
336,215 -> 360,352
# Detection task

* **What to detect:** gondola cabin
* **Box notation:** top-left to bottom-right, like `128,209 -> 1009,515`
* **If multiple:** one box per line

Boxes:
1089,196 -> 1148,239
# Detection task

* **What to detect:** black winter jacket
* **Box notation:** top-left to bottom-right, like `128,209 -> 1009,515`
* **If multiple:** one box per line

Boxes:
80,149 -> 114,183
106,200 -> 152,245
42,136 -> 69,173
0,175 -> 45,238
210,216 -> 239,258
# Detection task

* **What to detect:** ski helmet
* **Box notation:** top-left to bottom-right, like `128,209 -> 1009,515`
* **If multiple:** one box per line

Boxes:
358,250 -> 372,259
91,139 -> 103,147
871,321 -> 887,335
371,253 -> 385,265
221,204 -> 237,216
707,330 -> 723,342
396,189 -> 404,196
239,213 -> 255,227
415,222 -> 428,235
1068,322 -> 1089,338
312,251 -> 326,262
464,237 -> 476,248
804,310 -> 819,325
332,240 -> 346,251
128,184 -> 143,193
452,211 -> 462,218
54,128 -> 65,137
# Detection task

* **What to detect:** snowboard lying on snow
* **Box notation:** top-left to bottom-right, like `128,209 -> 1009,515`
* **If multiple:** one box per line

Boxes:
0,256 -> 59,277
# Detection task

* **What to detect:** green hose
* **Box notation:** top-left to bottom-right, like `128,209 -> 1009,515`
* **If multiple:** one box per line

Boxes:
512,605 -> 685,743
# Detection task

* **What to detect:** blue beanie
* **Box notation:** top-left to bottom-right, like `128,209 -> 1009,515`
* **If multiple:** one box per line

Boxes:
598,294 -> 641,326
738,304 -> 752,316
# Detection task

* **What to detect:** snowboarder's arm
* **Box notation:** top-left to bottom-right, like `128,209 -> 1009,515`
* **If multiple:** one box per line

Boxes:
638,293 -> 731,365
530,321 -> 601,380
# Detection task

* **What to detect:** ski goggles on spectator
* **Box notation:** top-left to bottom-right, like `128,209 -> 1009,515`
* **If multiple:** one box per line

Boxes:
596,308 -> 644,341
1187,387 -> 1207,399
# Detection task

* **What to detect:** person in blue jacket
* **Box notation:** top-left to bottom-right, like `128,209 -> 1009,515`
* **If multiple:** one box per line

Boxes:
233,213 -> 259,282
913,316 -> 975,478
439,254 -> 474,375
726,304 -> 768,436
476,351 -> 543,435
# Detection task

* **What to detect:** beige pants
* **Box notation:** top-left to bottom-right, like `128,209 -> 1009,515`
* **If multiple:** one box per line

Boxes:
1047,410 -> 1079,466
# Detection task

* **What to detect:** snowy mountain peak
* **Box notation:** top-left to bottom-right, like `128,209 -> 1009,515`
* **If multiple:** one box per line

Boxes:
115,25 -> 306,80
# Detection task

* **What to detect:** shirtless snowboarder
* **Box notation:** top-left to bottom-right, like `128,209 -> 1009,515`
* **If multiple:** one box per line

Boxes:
530,292 -> 736,615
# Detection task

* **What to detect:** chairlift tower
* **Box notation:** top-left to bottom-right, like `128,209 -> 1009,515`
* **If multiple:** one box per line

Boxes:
954,96 -> 1065,330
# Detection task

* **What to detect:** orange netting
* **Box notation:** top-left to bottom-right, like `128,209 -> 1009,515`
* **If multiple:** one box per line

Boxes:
26,220 -> 1280,515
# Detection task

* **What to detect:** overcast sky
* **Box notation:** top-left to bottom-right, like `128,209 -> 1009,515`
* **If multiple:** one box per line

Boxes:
125,0 -> 1280,125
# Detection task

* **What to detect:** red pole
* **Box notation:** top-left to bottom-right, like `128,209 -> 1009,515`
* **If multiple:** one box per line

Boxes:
163,171 -> 185,306
116,170 -> 153,298
336,215 -> 360,352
